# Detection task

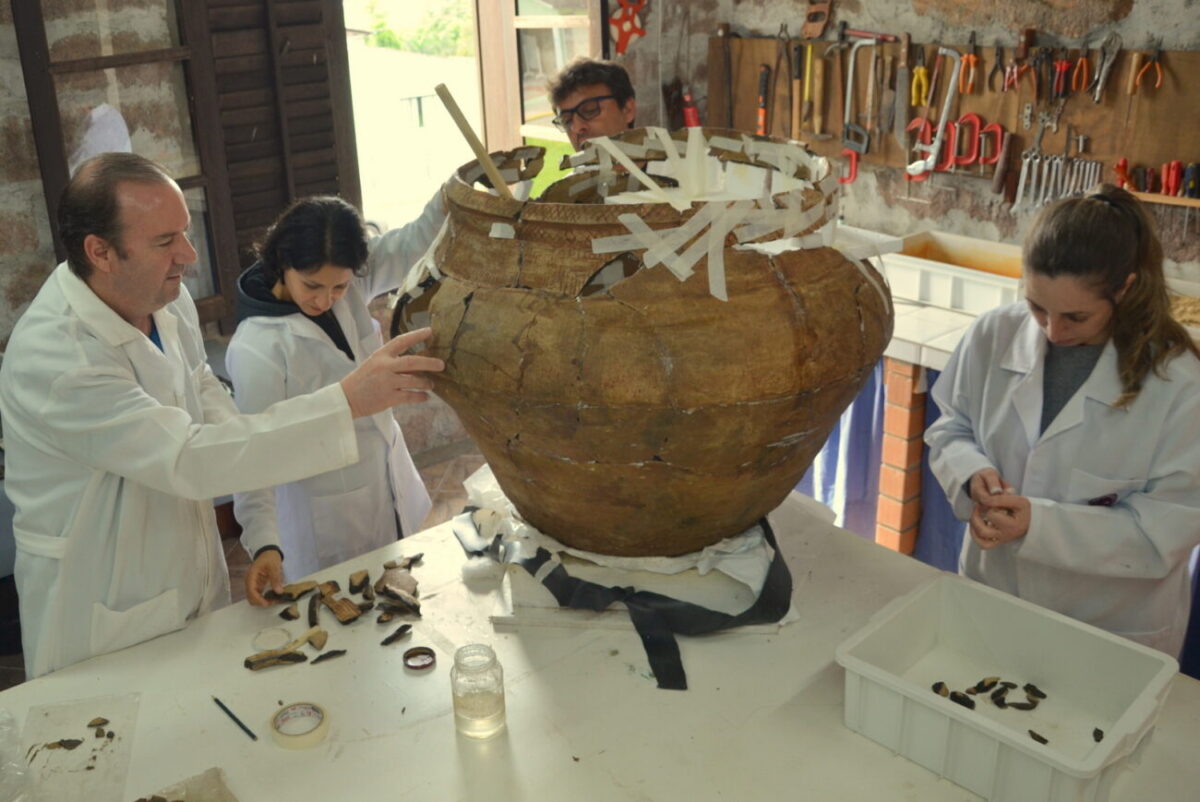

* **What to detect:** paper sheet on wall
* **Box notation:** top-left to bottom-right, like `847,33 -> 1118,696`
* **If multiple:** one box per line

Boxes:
22,692 -> 139,802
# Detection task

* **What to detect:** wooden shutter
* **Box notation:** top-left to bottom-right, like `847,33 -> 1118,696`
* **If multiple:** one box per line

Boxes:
204,0 -> 362,269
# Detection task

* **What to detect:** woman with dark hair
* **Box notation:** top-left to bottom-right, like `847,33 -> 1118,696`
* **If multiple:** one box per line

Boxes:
926,185 -> 1200,656
226,194 -> 445,581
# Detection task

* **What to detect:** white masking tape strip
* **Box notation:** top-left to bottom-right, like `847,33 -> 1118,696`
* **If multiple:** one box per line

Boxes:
489,222 -> 515,239
588,136 -> 686,210
613,214 -> 698,279
643,201 -> 722,269
684,126 -> 709,198
707,201 -> 753,301
271,702 -> 329,749
707,135 -> 744,153
406,218 -> 449,285
649,127 -> 685,192
733,195 -> 828,243
568,175 -> 599,196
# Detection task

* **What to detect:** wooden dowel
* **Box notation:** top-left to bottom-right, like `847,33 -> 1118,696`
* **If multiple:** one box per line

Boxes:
434,83 -> 513,200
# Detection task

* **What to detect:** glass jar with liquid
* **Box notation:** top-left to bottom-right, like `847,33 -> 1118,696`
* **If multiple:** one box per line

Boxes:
451,643 -> 506,738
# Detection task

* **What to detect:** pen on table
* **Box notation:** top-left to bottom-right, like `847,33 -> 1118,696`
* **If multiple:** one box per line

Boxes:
212,696 -> 258,741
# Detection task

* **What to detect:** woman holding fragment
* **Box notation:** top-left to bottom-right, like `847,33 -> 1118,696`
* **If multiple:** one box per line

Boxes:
925,185 -> 1200,656
226,195 -> 444,581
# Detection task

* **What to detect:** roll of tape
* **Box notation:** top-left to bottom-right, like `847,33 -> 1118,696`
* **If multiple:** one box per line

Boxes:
270,702 -> 329,749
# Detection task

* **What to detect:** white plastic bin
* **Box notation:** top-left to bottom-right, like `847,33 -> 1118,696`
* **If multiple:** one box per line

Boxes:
881,231 -> 1022,315
833,224 -> 904,262
835,575 -> 1178,802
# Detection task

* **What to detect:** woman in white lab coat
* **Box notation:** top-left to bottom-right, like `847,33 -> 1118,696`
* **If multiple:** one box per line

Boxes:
925,185 -> 1200,657
226,195 -> 444,581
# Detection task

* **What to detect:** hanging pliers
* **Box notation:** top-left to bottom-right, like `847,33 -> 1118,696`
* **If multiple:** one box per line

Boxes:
911,45 -> 929,107
1135,40 -> 1163,91
1053,50 -> 1072,99
1071,38 -> 1091,93
988,43 -> 1006,92
959,32 -> 980,94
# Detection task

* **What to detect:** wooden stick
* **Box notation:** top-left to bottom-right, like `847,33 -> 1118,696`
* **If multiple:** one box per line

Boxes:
433,83 -> 513,200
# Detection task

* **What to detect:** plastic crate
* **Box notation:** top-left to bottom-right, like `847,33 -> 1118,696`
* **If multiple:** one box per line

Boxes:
835,575 -> 1178,802
880,231 -> 1022,315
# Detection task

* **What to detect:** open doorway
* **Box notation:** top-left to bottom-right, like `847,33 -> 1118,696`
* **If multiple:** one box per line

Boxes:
342,0 -> 482,229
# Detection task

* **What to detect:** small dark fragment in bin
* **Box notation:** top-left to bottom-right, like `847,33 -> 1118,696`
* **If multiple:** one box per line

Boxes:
931,681 -> 949,697
999,681 -> 1017,690
1024,683 -> 1047,699
1008,700 -> 1038,711
1093,727 -> 1104,742
94,727 -> 105,738
1029,730 -> 1049,745
106,731 -> 114,739
949,691 -> 975,709
990,687 -> 1009,708
970,676 -> 999,694
279,604 -> 300,621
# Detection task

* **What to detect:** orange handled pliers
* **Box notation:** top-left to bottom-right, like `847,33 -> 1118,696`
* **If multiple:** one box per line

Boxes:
1071,39 -> 1090,92
1135,40 -> 1163,90
959,32 -> 979,93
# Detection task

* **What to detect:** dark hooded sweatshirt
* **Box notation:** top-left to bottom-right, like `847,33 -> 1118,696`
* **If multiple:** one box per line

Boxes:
235,262 -> 355,362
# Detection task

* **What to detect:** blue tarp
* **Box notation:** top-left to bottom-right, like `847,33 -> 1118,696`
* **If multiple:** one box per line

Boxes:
797,361 -> 884,540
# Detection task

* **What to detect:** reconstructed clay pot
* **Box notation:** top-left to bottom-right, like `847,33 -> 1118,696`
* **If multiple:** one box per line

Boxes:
395,128 -> 892,556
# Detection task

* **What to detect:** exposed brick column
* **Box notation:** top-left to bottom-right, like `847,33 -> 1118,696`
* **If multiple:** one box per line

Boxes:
876,358 -> 926,553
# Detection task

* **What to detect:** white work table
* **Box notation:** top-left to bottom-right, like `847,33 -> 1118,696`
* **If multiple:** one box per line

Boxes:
1,493 -> 1197,801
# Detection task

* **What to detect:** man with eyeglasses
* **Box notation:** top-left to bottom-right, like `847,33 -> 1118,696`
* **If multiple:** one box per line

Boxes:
549,59 -> 637,151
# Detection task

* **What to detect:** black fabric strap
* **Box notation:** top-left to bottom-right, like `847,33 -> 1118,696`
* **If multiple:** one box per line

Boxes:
454,512 -> 793,691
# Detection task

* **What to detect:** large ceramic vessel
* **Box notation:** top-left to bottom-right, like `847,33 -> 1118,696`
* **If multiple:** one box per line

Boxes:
394,128 -> 892,556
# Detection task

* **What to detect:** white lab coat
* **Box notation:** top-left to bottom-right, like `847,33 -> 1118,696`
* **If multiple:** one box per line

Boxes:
926,302 -> 1200,656
0,265 -> 360,678
225,197 -> 444,582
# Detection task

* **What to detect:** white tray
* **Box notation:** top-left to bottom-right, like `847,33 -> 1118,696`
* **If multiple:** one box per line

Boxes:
835,575 -> 1177,802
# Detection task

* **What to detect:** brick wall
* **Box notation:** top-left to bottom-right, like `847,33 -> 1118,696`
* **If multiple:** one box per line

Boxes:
0,3 -> 201,350
876,357 -> 926,553
0,4 -> 57,349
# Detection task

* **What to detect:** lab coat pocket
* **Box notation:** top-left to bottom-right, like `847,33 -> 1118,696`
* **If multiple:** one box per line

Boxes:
90,588 -> 183,657
1065,469 -> 1144,507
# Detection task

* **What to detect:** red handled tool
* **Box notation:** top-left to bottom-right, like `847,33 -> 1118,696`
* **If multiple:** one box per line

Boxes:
838,148 -> 859,184
935,121 -> 958,172
959,32 -> 979,94
1114,158 -> 1131,190
954,113 -> 982,166
1162,161 -> 1183,196
1053,51 -> 1071,98
756,64 -> 771,135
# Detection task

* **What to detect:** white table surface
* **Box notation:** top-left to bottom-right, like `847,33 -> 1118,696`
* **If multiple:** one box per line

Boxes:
2,492 -> 1197,801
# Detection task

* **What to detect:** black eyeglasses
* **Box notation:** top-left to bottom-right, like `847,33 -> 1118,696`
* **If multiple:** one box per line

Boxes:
551,95 -> 617,131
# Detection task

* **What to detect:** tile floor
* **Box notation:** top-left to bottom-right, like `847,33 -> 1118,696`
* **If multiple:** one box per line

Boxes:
0,442 -> 484,691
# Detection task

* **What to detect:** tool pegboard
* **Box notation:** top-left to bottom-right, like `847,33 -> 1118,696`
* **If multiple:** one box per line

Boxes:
707,34 -> 1200,199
